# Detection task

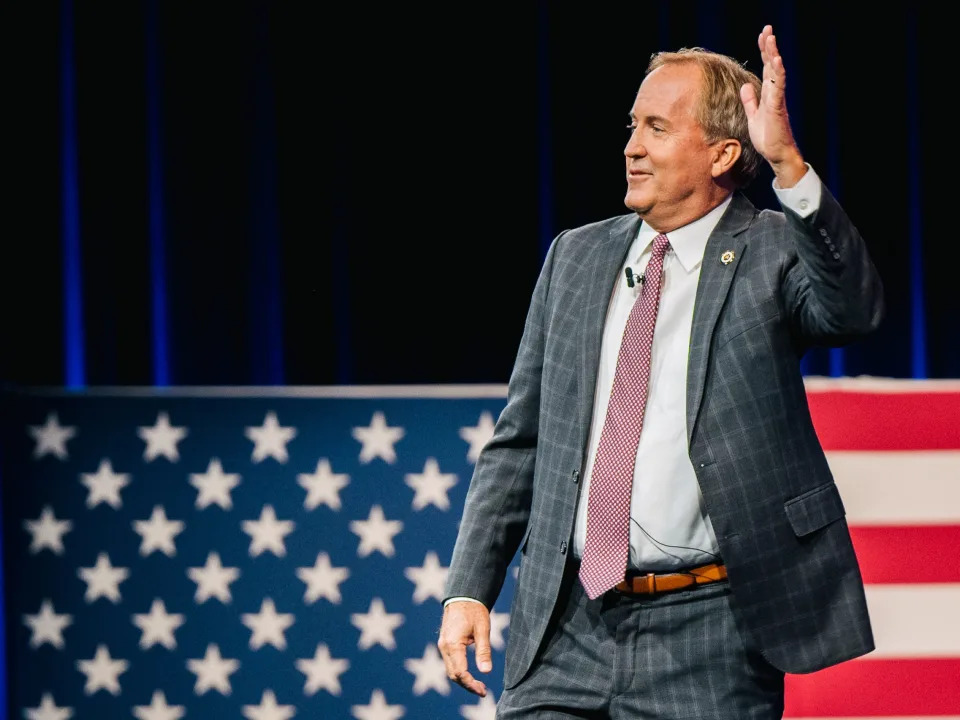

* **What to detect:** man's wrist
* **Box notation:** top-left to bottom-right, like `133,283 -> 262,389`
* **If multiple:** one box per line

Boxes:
771,149 -> 807,189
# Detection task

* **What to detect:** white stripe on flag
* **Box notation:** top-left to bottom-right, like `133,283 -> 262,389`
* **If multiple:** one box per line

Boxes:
826,451 -> 960,525
864,584 -> 960,658
804,375 -> 960,392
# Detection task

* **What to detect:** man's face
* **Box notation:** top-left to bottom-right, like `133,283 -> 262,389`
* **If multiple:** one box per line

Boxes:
624,63 -> 719,231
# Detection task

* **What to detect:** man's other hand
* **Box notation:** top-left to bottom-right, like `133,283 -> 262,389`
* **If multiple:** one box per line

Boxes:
438,600 -> 493,696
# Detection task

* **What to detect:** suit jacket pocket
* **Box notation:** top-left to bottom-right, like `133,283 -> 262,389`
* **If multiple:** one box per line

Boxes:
784,481 -> 846,537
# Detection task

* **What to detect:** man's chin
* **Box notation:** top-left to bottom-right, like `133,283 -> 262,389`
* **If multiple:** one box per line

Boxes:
624,191 -> 652,215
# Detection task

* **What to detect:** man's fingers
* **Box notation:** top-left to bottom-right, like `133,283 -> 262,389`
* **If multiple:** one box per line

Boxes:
438,638 -> 487,696
758,24 -> 773,62
438,632 -> 467,679
453,665 -> 487,696
763,55 -> 786,106
773,54 -> 787,86
473,614 -> 493,673
766,31 -> 780,61
765,32 -> 776,56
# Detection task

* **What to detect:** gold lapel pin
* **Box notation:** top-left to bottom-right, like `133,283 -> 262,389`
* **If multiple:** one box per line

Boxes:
720,250 -> 735,265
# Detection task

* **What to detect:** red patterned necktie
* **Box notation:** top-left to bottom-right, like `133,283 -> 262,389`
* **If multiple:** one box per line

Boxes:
579,233 -> 671,600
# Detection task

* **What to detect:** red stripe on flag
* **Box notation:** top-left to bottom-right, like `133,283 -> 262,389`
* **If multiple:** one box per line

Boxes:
850,525 -> 960,583
784,658 -> 960,716
806,391 -> 960,450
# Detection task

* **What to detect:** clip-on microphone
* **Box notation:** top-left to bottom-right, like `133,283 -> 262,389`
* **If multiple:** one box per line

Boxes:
624,267 -> 645,288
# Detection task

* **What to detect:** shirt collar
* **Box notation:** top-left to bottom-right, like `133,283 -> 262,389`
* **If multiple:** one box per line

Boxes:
633,195 -> 733,273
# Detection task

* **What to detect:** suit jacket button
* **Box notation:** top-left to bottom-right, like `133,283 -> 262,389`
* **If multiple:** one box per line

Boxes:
560,541 -> 567,554
572,469 -> 580,483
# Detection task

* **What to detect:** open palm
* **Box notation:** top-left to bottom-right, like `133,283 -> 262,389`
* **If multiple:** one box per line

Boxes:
739,25 -> 799,166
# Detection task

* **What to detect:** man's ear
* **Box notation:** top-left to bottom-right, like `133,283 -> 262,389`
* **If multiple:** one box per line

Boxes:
711,139 -> 741,178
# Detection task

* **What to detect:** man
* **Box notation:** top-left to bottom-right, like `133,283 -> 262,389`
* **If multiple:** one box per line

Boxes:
439,25 -> 882,718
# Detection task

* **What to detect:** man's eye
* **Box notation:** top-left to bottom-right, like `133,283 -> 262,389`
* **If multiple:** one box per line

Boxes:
626,124 -> 637,131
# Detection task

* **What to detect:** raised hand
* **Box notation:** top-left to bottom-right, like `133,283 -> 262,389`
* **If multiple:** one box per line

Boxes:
739,25 -> 806,186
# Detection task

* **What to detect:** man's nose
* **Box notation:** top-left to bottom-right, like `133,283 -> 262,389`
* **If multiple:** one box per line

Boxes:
624,132 -> 645,158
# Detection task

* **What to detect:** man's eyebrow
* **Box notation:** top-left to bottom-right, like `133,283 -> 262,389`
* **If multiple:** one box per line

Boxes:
627,112 -> 672,126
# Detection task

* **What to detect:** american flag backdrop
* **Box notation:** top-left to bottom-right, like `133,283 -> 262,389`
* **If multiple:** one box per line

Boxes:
1,379 -> 958,720
784,378 -> 960,719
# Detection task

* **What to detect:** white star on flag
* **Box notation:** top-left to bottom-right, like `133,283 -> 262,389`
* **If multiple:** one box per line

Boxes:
242,505 -> 295,557
24,693 -> 73,720
460,694 -> 498,720
133,505 -> 185,557
352,411 -> 405,464
23,506 -> 72,555
245,411 -> 297,463
132,691 -> 186,720
189,458 -> 241,510
77,553 -> 130,603
187,552 -> 241,604
404,645 -> 450,696
349,505 -> 402,558
298,458 -> 350,510
28,413 -> 76,460
404,551 -> 449,604
404,458 -> 458,511
80,459 -> 130,509
241,598 -> 295,651
137,411 -> 188,462
296,551 -> 349,604
241,690 -> 296,720
350,597 -> 404,651
132,599 -> 185,650
23,599 -> 73,649
459,411 -> 496,463
489,610 -> 510,650
76,644 -> 128,696
351,690 -> 405,720
186,644 -> 240,696
295,643 -> 350,696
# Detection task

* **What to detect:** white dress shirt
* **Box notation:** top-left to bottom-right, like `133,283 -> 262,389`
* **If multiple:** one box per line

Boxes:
572,196 -> 730,569
446,168 -> 822,604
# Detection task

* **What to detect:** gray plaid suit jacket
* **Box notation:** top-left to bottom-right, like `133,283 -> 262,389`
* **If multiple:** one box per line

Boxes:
445,188 -> 882,688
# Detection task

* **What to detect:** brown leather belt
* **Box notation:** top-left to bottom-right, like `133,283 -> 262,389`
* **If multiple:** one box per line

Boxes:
614,562 -> 727,595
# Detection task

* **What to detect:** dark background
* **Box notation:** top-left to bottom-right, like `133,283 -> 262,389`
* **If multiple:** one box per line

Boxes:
4,1 -> 957,388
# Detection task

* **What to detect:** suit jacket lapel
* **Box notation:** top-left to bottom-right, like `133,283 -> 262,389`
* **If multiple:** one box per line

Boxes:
686,192 -> 756,445
578,213 -> 642,455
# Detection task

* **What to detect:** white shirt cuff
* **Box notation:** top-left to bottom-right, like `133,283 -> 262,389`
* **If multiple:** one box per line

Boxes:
772,162 -> 821,218
443,596 -> 484,607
